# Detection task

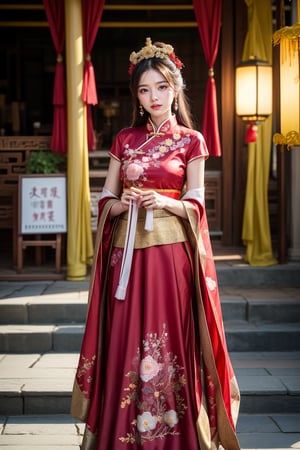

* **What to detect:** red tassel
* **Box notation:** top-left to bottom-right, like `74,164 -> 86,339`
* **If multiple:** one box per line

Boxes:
82,61 -> 98,105
245,121 -> 258,143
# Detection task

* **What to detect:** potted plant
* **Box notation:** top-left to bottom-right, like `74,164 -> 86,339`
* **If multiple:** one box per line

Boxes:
25,150 -> 66,174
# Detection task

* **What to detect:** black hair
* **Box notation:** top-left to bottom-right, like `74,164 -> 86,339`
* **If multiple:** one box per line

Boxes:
129,45 -> 194,129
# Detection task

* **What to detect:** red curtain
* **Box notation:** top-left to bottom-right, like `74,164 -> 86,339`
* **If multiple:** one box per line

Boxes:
43,0 -> 67,154
82,0 -> 105,150
192,0 -> 222,156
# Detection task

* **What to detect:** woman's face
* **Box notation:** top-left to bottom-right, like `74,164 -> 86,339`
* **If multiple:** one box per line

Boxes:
137,68 -> 175,128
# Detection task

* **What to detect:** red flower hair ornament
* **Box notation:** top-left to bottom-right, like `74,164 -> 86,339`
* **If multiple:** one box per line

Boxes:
128,37 -> 184,75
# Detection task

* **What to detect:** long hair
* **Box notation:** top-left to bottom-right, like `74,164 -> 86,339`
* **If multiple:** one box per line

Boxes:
129,45 -> 194,129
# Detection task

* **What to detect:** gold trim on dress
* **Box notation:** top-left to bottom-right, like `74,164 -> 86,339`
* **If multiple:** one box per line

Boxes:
114,209 -> 188,249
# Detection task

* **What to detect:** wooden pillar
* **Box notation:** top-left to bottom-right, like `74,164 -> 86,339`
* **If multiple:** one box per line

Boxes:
221,0 -> 235,245
221,0 -> 248,246
289,150 -> 300,260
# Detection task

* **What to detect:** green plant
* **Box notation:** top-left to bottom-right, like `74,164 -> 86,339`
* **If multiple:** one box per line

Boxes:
26,151 -> 66,174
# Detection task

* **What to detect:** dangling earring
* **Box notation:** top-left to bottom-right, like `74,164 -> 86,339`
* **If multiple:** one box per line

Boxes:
139,104 -> 144,117
173,97 -> 178,112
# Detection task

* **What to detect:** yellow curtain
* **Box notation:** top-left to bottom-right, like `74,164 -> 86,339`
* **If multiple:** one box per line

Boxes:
241,0 -> 277,266
65,0 -> 93,280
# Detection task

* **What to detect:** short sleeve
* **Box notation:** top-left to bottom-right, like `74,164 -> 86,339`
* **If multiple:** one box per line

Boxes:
109,132 -> 122,161
186,131 -> 209,163
109,128 -> 132,161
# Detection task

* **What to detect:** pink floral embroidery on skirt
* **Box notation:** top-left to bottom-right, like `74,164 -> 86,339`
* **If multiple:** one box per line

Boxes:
119,324 -> 187,445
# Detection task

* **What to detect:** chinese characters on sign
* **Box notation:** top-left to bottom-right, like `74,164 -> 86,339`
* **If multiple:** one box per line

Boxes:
19,175 -> 67,234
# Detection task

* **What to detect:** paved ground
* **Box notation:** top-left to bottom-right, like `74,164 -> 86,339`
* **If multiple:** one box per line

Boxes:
0,276 -> 299,449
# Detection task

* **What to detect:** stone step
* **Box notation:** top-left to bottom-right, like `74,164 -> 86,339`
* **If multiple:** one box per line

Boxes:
1,261 -> 300,293
220,287 -> 300,323
0,352 -> 299,416
1,285 -> 299,353
216,264 -> 300,287
225,322 -> 300,352
0,256 -> 300,289
1,413 -> 300,449
1,287 -> 299,326
1,322 -> 300,353
231,351 -> 300,415
0,414 -> 84,449
0,298 -> 88,325
0,325 -> 83,353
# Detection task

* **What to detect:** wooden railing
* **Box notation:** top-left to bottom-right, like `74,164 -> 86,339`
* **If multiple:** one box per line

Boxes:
0,138 -> 110,268
0,136 -> 52,185
0,137 -> 52,266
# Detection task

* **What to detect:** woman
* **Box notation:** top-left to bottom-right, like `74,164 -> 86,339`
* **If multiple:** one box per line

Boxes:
71,38 -> 240,450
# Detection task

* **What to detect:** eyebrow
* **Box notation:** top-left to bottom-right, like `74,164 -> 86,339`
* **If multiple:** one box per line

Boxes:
138,80 -> 168,88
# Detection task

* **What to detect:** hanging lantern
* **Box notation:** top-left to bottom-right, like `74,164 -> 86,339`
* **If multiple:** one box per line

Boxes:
273,24 -> 300,149
235,57 -> 273,142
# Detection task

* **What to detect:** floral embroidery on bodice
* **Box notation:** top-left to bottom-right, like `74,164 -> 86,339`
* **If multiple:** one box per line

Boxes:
120,117 -> 192,191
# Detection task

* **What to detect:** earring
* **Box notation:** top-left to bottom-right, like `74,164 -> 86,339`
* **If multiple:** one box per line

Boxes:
173,97 -> 178,112
139,104 -> 144,117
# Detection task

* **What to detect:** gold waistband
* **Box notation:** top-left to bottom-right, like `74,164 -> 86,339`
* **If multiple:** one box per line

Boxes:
113,209 -> 188,249
123,188 -> 181,199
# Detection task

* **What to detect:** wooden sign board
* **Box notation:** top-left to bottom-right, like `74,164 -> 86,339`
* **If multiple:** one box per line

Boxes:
19,174 -> 67,235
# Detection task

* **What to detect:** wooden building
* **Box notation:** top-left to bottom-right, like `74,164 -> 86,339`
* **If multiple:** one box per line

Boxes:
0,0 -> 298,278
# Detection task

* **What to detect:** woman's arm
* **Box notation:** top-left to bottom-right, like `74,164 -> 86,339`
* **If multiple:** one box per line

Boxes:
131,157 -> 205,219
104,155 -> 205,219
103,157 -> 122,195
186,157 -> 205,192
102,157 -> 132,218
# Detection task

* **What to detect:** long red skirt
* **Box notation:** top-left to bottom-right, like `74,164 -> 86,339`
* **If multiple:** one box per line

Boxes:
96,242 -> 201,450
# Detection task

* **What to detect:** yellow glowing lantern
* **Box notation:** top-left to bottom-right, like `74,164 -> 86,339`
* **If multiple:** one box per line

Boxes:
235,58 -> 273,142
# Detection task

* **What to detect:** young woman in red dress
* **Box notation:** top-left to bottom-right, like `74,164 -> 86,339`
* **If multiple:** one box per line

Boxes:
71,38 -> 240,450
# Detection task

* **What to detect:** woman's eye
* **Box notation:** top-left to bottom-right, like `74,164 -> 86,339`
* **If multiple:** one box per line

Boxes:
159,84 -> 168,90
139,88 -> 148,94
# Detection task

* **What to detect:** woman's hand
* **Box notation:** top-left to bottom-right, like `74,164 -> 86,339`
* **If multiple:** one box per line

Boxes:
120,188 -> 141,208
130,187 -> 167,210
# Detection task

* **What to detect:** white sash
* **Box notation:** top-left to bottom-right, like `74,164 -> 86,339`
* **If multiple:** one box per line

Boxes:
115,201 -> 153,300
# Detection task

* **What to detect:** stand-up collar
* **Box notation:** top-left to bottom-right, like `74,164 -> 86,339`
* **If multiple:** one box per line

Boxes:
146,115 -> 177,135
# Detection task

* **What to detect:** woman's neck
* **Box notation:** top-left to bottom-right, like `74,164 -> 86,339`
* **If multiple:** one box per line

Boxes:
149,114 -> 172,131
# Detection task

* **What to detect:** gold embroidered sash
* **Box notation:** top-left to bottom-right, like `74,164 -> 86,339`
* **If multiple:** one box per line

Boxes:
114,208 -> 188,249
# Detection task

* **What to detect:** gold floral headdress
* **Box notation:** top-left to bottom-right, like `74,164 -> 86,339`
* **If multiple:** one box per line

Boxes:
128,37 -> 183,75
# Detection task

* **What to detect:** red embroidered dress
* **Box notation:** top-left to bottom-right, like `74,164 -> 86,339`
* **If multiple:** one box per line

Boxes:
71,116 -> 240,450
